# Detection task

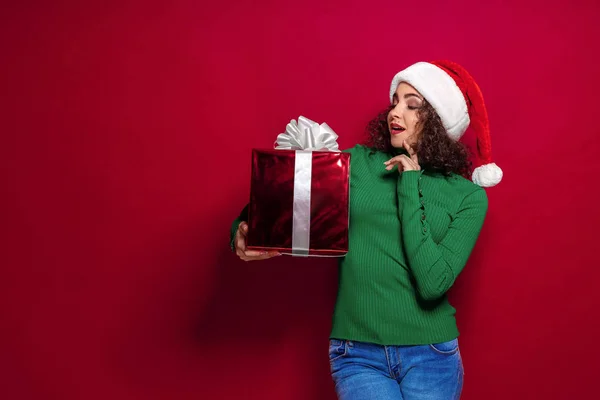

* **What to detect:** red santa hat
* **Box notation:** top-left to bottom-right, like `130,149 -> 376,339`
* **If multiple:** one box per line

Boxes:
389,60 -> 503,187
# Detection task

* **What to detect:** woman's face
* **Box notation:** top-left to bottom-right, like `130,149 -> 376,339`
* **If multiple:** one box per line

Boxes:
388,82 -> 424,148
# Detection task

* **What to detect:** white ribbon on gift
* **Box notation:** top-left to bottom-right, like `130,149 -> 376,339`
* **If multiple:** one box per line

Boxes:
274,116 -> 340,256
275,116 -> 340,152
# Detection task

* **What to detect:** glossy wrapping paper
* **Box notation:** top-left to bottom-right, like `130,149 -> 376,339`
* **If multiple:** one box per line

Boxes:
247,149 -> 350,256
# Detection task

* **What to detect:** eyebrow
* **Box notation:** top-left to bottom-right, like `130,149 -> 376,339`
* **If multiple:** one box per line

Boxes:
393,93 -> 424,101
404,93 -> 423,100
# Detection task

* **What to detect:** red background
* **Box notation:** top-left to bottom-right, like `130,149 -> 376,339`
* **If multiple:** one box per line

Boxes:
2,1 -> 600,399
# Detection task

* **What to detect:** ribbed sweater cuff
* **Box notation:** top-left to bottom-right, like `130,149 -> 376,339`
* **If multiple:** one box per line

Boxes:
397,171 -> 433,245
397,170 -> 443,285
230,218 -> 242,252
230,204 -> 249,253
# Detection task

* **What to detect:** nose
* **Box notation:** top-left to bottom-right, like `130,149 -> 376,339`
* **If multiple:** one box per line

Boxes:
389,103 -> 401,120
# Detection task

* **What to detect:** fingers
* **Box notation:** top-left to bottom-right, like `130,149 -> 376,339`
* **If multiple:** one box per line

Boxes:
384,143 -> 420,171
234,222 -> 281,261
239,221 -> 248,236
235,229 -> 247,252
235,221 -> 249,250
384,155 -> 414,171
403,140 -> 418,163
238,250 -> 281,262
385,159 -> 402,171
383,155 -> 401,168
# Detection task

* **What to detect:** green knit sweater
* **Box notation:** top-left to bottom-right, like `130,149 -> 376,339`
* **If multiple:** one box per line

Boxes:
230,144 -> 488,345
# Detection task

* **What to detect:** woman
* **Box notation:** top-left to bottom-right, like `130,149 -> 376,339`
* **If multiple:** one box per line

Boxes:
230,60 -> 502,399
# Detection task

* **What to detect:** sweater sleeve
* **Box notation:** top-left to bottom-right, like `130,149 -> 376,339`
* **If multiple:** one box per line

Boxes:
398,171 -> 488,301
229,204 -> 249,252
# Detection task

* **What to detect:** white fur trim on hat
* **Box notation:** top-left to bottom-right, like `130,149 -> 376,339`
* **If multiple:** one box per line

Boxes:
472,163 -> 503,187
390,62 -> 470,140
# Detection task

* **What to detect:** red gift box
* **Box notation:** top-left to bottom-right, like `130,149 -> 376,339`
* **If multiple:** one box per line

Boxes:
247,149 -> 350,256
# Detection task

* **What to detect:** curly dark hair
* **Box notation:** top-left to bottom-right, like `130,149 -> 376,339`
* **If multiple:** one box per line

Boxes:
365,101 -> 472,177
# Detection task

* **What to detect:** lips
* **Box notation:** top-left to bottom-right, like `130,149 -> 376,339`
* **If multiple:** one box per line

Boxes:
390,122 -> 405,135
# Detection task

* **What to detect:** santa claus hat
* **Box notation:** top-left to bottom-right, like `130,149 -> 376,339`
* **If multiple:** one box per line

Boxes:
389,60 -> 503,187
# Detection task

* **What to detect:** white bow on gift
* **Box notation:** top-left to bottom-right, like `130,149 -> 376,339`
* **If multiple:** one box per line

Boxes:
275,116 -> 340,152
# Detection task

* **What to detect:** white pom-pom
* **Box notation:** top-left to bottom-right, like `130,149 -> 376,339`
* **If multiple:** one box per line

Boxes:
472,163 -> 503,187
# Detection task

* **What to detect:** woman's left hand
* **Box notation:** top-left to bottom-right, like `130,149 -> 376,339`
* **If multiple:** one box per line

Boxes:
384,140 -> 421,173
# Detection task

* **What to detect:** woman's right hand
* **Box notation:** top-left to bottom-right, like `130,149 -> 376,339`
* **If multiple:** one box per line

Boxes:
234,221 -> 281,261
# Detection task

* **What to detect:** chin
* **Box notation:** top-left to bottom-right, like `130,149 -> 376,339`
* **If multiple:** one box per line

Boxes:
390,133 -> 417,149
390,135 -> 407,148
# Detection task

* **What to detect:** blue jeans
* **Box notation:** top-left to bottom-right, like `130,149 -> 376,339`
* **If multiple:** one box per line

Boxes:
329,339 -> 463,400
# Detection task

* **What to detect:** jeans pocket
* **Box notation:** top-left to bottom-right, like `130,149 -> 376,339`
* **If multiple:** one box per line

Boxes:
429,338 -> 459,355
328,339 -> 348,362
